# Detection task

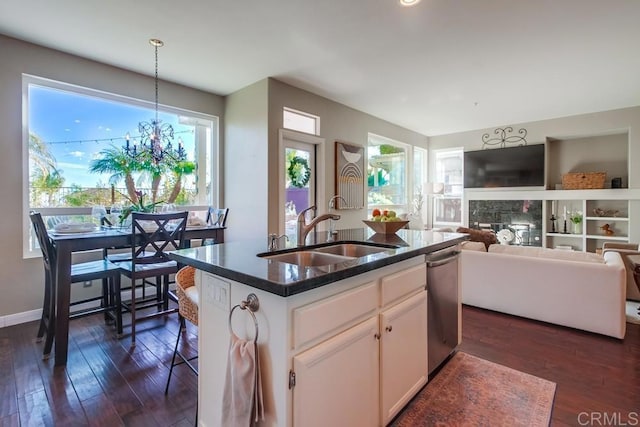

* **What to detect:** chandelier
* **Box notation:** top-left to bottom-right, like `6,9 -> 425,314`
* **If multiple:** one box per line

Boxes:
124,38 -> 186,164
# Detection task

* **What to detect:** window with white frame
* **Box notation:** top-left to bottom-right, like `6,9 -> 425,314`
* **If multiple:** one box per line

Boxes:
432,148 -> 463,225
22,75 -> 219,256
283,107 -> 320,135
367,134 -> 411,213
413,146 -> 428,216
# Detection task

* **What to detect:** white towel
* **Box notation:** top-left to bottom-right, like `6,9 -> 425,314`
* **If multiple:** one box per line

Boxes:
222,332 -> 264,426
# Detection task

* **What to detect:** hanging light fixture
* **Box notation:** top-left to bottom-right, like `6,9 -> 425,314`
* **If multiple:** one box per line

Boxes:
124,38 -> 186,163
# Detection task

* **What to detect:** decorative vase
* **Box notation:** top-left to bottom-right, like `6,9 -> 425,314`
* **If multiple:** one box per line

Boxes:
408,212 -> 424,230
572,222 -> 582,234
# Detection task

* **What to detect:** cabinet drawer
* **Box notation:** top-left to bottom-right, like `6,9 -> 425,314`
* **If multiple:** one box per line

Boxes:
380,263 -> 426,307
293,281 -> 378,350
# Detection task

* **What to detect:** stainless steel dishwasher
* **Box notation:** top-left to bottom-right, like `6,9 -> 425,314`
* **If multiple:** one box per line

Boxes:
426,246 -> 460,375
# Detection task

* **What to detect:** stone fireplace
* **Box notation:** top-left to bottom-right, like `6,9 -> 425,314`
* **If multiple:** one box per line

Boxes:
468,200 -> 542,246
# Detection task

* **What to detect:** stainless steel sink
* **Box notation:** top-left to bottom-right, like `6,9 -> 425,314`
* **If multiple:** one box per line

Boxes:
259,250 -> 355,267
312,243 -> 393,257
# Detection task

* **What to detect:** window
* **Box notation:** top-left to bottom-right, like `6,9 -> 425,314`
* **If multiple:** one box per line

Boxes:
22,75 -> 219,256
283,107 -> 320,135
367,134 -> 409,212
432,148 -> 463,226
413,146 -> 428,215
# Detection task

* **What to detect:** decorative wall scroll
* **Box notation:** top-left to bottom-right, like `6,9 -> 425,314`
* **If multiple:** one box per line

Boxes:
482,126 -> 528,149
334,141 -> 364,209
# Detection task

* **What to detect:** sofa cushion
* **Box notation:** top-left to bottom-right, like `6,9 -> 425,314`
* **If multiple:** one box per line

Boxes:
488,244 -> 605,263
456,227 -> 497,250
460,241 -> 487,252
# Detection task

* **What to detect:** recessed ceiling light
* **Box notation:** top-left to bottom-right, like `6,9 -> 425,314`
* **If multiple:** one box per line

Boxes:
399,0 -> 421,6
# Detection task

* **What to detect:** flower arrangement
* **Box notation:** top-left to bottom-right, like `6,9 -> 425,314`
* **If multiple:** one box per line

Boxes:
569,210 -> 583,224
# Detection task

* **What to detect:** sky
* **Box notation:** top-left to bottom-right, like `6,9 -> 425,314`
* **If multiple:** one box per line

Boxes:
28,84 -> 196,188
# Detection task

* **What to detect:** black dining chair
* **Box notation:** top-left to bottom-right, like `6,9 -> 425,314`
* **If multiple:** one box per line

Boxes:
206,207 -> 229,227
202,207 -> 228,246
30,211 -> 122,358
113,211 -> 188,345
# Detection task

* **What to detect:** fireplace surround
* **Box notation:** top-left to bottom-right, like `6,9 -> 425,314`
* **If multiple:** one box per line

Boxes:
468,200 -> 542,246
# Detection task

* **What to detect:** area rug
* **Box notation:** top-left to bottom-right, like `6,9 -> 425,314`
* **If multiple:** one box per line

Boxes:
391,352 -> 556,427
626,300 -> 640,325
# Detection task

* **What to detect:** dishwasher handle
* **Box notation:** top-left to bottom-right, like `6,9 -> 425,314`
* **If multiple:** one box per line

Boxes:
426,251 -> 460,268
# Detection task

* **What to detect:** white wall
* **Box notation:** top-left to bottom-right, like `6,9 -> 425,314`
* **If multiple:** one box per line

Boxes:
0,34 -> 224,320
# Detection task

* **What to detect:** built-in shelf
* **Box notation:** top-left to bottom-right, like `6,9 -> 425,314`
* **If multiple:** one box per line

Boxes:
546,198 -> 631,252
585,216 -> 629,221
585,235 -> 628,241
546,233 -> 583,238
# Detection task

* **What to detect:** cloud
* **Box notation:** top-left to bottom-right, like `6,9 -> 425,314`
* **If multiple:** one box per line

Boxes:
57,161 -> 87,170
69,151 -> 84,158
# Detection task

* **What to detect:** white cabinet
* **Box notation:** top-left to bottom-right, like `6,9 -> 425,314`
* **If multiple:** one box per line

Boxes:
292,317 -> 380,427
380,291 -> 428,425
290,263 -> 428,427
197,255 -> 433,427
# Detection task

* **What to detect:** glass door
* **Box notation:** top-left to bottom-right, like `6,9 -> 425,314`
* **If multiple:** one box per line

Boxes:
283,141 -> 316,236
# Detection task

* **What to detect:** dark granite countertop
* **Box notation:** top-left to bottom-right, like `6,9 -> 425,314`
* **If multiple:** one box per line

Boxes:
168,227 -> 467,297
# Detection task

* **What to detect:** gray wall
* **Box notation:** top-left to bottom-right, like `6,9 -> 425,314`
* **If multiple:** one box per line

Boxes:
428,106 -> 640,239
429,107 -> 640,186
224,79 -> 269,241
267,78 -> 428,231
0,35 -> 224,321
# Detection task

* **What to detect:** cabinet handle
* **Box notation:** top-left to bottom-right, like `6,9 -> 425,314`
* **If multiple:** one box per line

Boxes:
374,333 -> 381,340
385,325 -> 393,333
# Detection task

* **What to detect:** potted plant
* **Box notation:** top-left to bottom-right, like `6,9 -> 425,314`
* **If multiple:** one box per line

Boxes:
569,210 -> 583,234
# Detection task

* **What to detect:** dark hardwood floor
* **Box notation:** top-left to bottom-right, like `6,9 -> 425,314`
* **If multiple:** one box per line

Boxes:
459,305 -> 640,426
1,304 -> 638,426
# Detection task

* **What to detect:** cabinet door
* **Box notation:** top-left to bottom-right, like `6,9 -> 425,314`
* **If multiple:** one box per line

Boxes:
292,316 -> 379,427
380,291 -> 428,425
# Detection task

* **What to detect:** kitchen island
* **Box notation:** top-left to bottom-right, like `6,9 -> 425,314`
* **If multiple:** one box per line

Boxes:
169,227 -> 466,427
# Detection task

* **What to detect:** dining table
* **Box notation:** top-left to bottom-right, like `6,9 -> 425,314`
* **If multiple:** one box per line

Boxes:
48,224 -> 225,366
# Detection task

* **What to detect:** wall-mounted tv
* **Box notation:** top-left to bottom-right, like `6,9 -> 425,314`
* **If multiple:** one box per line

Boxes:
464,144 -> 545,188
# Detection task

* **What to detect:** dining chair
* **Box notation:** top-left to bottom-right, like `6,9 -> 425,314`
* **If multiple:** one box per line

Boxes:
165,265 -> 199,424
206,207 -> 229,227
114,211 -> 188,345
202,207 -> 228,246
30,211 -> 122,358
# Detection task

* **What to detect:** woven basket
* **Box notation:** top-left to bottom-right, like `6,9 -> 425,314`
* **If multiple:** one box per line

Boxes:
175,266 -> 198,326
561,172 -> 606,190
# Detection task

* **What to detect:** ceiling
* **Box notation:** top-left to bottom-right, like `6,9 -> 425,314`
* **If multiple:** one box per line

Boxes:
1,0 -> 639,136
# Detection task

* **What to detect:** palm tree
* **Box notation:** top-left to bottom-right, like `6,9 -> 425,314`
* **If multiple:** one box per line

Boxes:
166,160 -> 196,203
31,169 -> 65,206
29,132 -> 65,206
29,132 -> 56,176
89,146 -> 143,203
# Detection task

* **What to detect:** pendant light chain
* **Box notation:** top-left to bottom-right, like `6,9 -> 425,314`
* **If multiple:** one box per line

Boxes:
123,38 -> 185,163
154,41 -> 159,124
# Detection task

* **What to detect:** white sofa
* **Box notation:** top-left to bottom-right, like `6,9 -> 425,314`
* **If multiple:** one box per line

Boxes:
460,242 -> 627,339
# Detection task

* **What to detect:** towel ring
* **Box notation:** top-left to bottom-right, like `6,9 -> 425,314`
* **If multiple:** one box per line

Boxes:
228,293 -> 260,344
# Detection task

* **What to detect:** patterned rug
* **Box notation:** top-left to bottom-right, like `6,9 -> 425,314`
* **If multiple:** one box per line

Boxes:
392,352 -> 556,426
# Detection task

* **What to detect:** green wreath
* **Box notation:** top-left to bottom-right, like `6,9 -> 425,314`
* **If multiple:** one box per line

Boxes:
288,156 -> 311,188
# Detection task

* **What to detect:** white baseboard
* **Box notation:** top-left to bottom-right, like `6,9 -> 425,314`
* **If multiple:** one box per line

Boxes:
0,283 -> 171,328
1,308 -> 42,328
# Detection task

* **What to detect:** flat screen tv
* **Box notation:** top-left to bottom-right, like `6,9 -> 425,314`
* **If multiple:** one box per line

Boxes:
464,144 -> 545,188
